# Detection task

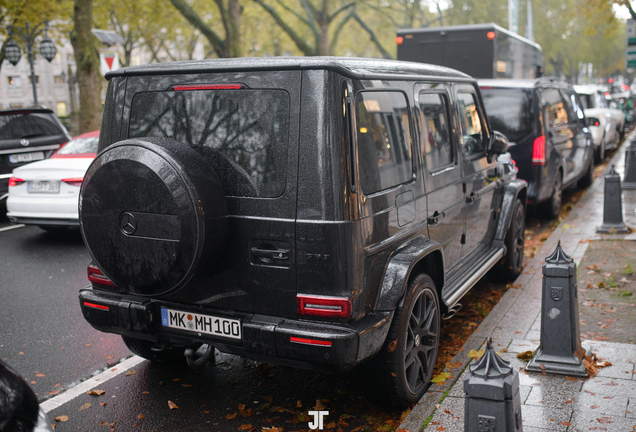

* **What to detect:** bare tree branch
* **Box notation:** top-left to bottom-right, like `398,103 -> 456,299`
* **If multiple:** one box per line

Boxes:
352,11 -> 393,59
272,0 -> 311,27
169,0 -> 225,57
330,7 -> 354,52
300,0 -> 320,41
253,0 -> 315,55
329,2 -> 354,21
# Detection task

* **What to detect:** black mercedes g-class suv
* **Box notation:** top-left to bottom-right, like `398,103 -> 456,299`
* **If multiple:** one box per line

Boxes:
78,57 -> 526,408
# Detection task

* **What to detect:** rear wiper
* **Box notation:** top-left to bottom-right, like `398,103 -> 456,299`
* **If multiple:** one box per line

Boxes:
20,133 -> 46,139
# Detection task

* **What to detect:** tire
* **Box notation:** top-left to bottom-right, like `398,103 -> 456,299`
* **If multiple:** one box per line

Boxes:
595,138 -> 605,163
496,198 -> 525,281
122,336 -> 187,366
577,161 -> 594,189
370,274 -> 441,409
539,172 -> 562,220
80,137 -> 228,296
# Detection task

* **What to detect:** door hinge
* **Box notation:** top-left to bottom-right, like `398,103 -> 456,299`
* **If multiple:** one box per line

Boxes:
461,233 -> 466,244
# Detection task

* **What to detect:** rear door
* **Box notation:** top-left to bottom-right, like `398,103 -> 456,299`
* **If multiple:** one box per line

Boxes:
415,83 -> 464,274
454,85 -> 498,260
541,88 -> 573,183
560,88 -> 591,184
124,71 -> 301,318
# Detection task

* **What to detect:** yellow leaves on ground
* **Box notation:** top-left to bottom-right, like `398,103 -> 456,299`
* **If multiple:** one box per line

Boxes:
79,403 -> 92,412
430,372 -> 450,383
125,369 -> 136,376
468,349 -> 484,359
54,415 -> 69,422
168,400 -> 179,410
87,389 -> 105,396
227,412 -> 238,419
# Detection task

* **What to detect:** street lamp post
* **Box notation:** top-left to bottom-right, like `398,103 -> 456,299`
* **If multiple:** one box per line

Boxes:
4,21 -> 57,107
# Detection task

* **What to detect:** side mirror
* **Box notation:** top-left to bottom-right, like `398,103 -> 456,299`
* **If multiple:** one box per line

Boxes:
488,131 -> 509,162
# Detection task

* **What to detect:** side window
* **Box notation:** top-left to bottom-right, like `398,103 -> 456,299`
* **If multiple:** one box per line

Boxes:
355,91 -> 413,195
559,90 -> 577,125
456,92 -> 485,156
419,92 -> 453,170
542,89 -> 568,129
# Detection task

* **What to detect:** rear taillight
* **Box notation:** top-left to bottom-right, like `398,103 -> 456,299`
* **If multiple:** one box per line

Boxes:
61,177 -> 84,187
532,135 -> 546,165
8,177 -> 24,187
297,295 -> 352,319
87,264 -> 117,288
587,117 -> 600,127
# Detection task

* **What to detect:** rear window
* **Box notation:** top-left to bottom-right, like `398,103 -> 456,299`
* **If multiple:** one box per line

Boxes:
54,136 -> 99,156
128,89 -> 290,198
480,88 -> 535,142
0,112 -> 66,140
578,93 -> 594,110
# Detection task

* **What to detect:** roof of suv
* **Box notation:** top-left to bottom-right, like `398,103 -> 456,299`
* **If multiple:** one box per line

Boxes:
106,56 -> 472,81
572,84 -> 599,95
479,77 -> 572,90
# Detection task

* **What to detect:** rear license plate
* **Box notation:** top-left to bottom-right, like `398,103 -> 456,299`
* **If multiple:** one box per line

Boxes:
160,307 -> 241,340
27,181 -> 60,193
9,151 -> 45,163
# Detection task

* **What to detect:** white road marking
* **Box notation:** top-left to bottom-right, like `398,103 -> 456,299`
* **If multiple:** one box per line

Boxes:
40,355 -> 145,413
0,224 -> 25,232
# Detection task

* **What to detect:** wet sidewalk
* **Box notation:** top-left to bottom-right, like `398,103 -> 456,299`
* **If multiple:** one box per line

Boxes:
400,133 -> 636,432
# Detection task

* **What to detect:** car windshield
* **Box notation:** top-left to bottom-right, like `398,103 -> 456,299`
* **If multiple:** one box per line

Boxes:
0,112 -> 66,140
54,136 -> 99,156
128,89 -> 289,198
480,88 -> 535,142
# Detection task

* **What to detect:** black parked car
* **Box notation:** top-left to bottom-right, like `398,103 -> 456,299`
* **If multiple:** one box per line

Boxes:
479,78 -> 594,218
78,57 -> 526,408
0,108 -> 71,204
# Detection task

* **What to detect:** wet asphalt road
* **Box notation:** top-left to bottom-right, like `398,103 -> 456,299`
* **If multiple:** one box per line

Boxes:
0,215 -> 130,400
0,214 -> 374,432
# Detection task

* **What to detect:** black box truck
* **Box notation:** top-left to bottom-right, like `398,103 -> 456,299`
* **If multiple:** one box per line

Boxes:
397,23 -> 543,79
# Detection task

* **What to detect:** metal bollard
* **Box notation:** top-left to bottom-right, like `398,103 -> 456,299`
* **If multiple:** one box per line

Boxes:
526,241 -> 588,377
623,138 -> 636,189
597,166 -> 629,233
464,337 -> 522,432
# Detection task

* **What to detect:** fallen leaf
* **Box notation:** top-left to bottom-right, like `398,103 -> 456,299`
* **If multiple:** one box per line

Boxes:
430,372 -> 450,383
54,415 -> 69,422
36,373 -> 45,377
539,363 -> 546,370
125,370 -> 136,376
99,403 -> 106,406
238,425 -> 253,430
468,349 -> 484,359
47,390 -> 59,395
30,381 -> 36,384
516,351 -> 534,361
168,401 -> 179,410
387,339 -> 398,352
561,421 -> 571,426
262,427 -> 281,432
55,383 -> 61,388
85,343 -> 92,347
437,427 -> 446,431
79,403 -> 92,412
590,405 -> 600,409
105,355 -> 114,360
227,413 -> 238,419
314,399 -> 326,411
99,421 -> 110,426
182,384 -> 193,388
87,390 -> 105,396
296,400 -> 302,408
138,414 -> 145,419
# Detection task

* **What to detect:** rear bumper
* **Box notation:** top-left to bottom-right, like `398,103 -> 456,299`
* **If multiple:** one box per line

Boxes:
79,288 -> 393,372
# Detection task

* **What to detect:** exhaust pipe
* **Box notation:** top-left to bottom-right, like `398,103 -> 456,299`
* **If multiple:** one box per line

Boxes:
442,303 -> 462,320
184,344 -> 215,369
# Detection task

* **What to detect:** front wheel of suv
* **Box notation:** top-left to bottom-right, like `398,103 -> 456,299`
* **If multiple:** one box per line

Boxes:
496,198 -> 525,281
539,172 -> 562,220
371,274 -> 440,408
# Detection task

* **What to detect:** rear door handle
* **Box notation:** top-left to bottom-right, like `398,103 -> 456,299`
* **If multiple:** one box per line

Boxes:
427,211 -> 445,226
466,192 -> 480,203
251,247 -> 289,260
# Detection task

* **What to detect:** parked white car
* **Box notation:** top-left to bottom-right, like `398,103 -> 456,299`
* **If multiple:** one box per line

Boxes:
574,85 -> 625,162
6,130 -> 99,232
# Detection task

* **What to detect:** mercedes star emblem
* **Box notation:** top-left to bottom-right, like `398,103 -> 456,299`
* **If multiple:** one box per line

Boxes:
119,212 -> 137,235
20,138 -> 29,146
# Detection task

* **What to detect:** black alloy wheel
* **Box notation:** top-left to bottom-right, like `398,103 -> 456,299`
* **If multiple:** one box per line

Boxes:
372,273 -> 440,408
503,198 -> 525,279
540,173 -> 562,219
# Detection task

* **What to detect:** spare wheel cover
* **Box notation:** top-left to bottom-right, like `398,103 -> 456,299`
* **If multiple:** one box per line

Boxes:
79,137 -> 228,295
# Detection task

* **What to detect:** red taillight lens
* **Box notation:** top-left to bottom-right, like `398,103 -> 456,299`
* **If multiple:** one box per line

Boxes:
297,295 -> 352,318
83,301 -> 109,311
290,336 -> 332,347
532,135 -> 546,165
173,84 -> 242,91
87,264 -> 117,288
487,31 -> 496,40
8,177 -> 24,187
61,177 -> 84,187
396,36 -> 404,45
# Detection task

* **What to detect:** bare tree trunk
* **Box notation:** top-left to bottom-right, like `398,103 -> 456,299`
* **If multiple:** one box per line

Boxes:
228,0 -> 242,57
318,21 -> 330,55
71,0 -> 102,133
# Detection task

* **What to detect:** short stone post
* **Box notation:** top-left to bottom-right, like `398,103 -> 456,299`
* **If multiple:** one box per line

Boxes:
622,138 -> 636,189
597,166 -> 629,234
464,337 -> 522,432
526,241 -> 588,377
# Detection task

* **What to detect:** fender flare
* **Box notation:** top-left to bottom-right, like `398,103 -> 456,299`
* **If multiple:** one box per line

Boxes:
493,179 -> 527,249
375,236 -> 443,311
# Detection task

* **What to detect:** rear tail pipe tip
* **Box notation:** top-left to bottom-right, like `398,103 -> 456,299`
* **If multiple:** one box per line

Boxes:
443,303 -> 462,320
